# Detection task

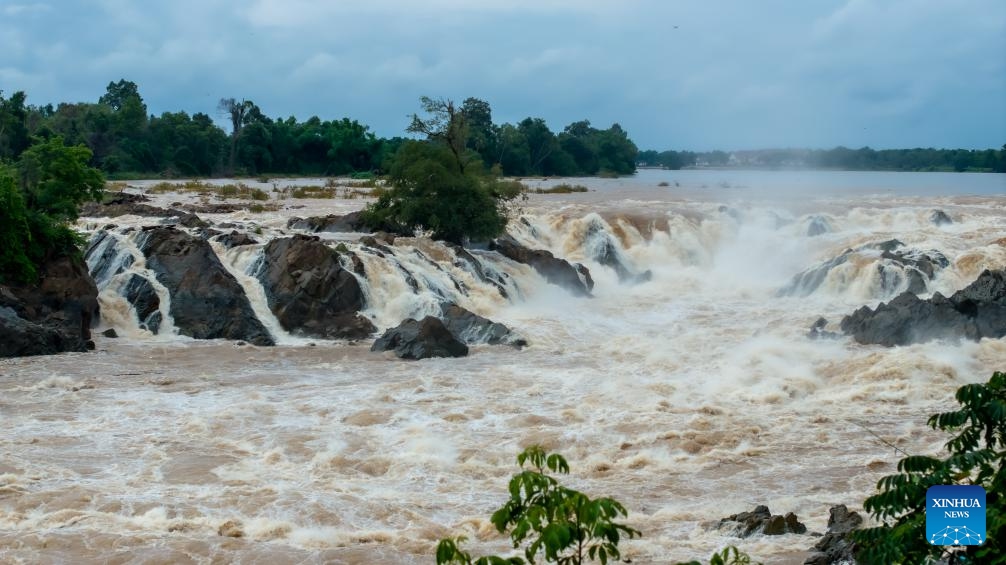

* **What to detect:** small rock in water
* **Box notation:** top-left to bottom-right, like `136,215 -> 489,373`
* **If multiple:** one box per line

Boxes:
101,328 -> 118,338
717,505 -> 807,537
930,209 -> 953,226
235,341 -> 247,346
804,505 -> 862,565
217,520 -> 244,538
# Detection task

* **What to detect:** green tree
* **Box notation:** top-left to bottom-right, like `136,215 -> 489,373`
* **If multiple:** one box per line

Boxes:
408,96 -> 474,173
436,446 -> 641,565
0,137 -> 104,284
362,140 -> 510,244
218,97 -> 257,174
854,371 -> 1005,564
0,90 -> 31,159
0,166 -> 36,283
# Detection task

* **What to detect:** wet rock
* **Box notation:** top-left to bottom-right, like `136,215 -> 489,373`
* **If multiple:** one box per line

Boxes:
804,505 -> 862,565
0,307 -> 72,357
439,303 -> 527,347
371,316 -> 468,359
718,505 -> 806,537
807,317 -> 840,340
122,274 -> 161,333
359,235 -> 394,255
215,231 -> 259,249
840,269 -> 1006,346
930,209 -> 953,226
806,215 -> 832,237
779,239 -> 949,298
0,254 -> 99,358
287,211 -> 365,233
79,196 -> 207,227
582,217 -> 652,284
490,235 -> 593,297
256,235 -> 376,340
449,244 -> 509,298
101,328 -> 118,338
85,230 -> 134,285
139,226 -> 273,345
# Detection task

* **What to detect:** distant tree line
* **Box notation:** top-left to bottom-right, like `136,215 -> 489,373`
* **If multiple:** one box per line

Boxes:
0,81 -> 638,179
638,146 -> 1006,172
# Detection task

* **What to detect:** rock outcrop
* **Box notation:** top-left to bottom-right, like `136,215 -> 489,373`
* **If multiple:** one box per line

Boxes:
717,505 -> 807,537
287,211 -> 365,233
804,505 -> 862,565
440,302 -> 526,347
930,209 -> 953,226
122,273 -> 162,333
256,235 -> 375,339
139,226 -> 273,345
215,231 -> 259,249
0,254 -> 100,357
806,215 -> 832,237
582,217 -> 652,284
371,316 -> 468,359
780,239 -> 949,297
80,195 -> 207,228
490,236 -> 593,297
840,269 -> 1006,346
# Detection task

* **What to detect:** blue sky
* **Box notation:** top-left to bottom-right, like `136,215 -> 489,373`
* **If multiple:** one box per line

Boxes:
1,0 -> 1004,150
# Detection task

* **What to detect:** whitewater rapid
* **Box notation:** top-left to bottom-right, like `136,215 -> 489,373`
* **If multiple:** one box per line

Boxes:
1,171 -> 1004,564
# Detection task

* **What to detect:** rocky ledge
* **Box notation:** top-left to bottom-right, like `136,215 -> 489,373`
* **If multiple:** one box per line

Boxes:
490,235 -> 594,297
0,254 -> 99,357
841,269 -> 1006,346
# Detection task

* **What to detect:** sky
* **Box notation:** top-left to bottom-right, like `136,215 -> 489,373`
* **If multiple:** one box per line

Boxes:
1,0 -> 1004,150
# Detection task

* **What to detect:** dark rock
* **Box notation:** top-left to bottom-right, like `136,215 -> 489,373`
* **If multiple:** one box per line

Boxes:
0,254 -> 99,358
85,230 -> 134,285
806,215 -> 832,237
371,316 -> 468,359
256,235 -> 375,340
139,227 -> 273,345
439,303 -> 526,347
79,197 -> 206,227
0,307 -> 73,357
287,211 -> 365,233
804,505 -> 862,565
930,209 -> 953,226
122,274 -> 161,333
449,244 -> 509,298
490,235 -> 593,297
215,231 -> 259,249
718,505 -> 806,537
582,216 -> 651,284
359,235 -> 394,255
101,328 -> 118,338
807,317 -> 840,340
780,239 -> 949,298
718,205 -> 741,220
840,269 -> 1006,346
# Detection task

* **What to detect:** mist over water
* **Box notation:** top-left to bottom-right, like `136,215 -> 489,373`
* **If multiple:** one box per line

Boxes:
2,171 -> 1004,564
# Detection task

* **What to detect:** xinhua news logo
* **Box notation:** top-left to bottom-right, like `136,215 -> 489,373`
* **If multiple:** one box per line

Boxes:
926,485 -> 986,546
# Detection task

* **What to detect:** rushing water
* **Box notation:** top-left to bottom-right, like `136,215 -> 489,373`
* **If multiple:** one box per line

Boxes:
1,171 -> 1004,564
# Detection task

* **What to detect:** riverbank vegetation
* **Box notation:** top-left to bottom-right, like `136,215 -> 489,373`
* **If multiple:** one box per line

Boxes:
0,136 -> 104,284
1,82 -> 638,180
638,146 -> 1006,172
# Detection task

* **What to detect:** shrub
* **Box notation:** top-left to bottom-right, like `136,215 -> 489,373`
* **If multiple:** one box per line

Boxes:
854,371 -> 1005,563
436,446 -> 641,564
362,141 -> 514,244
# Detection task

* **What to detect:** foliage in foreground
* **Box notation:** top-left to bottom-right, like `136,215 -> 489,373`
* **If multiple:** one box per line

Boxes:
0,136 -> 104,284
854,371 -> 1006,564
674,545 -> 760,565
436,446 -> 641,564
